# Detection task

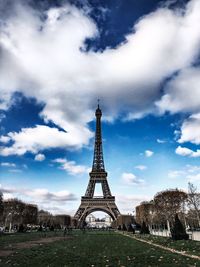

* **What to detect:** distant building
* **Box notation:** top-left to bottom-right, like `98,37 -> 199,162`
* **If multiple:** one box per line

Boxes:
38,211 -> 71,228
86,214 -> 96,223
38,210 -> 53,226
53,214 -> 71,228
112,214 -> 135,229
86,214 -> 112,228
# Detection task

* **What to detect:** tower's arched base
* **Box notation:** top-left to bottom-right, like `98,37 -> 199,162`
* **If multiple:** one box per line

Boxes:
74,196 -> 120,228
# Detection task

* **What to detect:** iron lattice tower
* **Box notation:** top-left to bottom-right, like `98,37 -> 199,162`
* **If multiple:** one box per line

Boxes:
74,103 -> 120,226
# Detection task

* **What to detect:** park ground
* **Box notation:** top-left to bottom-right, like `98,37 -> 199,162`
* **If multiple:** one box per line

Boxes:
0,230 -> 200,267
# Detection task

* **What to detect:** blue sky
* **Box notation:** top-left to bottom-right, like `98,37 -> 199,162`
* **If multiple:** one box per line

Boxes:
1,0 -> 200,216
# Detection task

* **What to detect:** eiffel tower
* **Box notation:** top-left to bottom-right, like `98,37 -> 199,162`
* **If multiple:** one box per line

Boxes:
74,103 -> 120,226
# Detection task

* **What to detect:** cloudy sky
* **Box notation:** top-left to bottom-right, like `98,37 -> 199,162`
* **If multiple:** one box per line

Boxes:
0,0 -> 200,216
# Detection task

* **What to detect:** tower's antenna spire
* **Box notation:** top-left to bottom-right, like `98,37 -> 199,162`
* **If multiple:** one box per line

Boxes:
97,99 -> 100,109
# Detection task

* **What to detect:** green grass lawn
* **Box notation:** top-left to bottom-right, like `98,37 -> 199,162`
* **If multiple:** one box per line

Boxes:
134,233 -> 200,257
0,230 -> 200,267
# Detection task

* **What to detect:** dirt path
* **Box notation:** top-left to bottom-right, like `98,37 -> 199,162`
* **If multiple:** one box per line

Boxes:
120,232 -> 200,261
0,236 -> 72,257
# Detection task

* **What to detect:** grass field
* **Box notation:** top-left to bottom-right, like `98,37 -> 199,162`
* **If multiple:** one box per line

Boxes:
0,230 -> 200,267
133,233 -> 200,257
0,230 -> 64,249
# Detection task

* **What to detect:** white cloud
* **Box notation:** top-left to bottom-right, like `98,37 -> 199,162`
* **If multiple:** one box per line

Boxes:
116,194 -> 150,214
122,172 -> 145,185
0,0 -> 200,151
168,170 -> 186,179
186,164 -> 200,173
34,153 -> 45,161
168,164 -> 200,183
3,193 -> 14,199
156,66 -> 200,150
0,125 -> 93,156
178,114 -> 200,145
175,145 -> 200,157
53,158 -> 90,175
156,68 -> 200,115
156,67 -> 200,149
175,146 -> 193,156
145,150 -> 154,157
0,135 -> 11,144
1,162 -> 16,167
38,205 -> 76,216
157,138 -> 166,143
26,188 -> 76,202
135,165 -> 147,171
0,184 -> 77,215
0,185 -> 77,203
187,173 -> 200,183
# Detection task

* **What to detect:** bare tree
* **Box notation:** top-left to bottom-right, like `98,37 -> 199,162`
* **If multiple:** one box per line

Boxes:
187,209 -> 200,228
136,200 -> 168,232
154,189 -> 188,232
3,199 -> 38,231
188,182 -> 200,227
135,201 -> 154,225
23,204 -> 38,225
3,199 -> 25,231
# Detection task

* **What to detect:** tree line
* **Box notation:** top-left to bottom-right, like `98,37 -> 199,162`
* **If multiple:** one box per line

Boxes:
135,182 -> 200,239
0,194 -> 71,232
